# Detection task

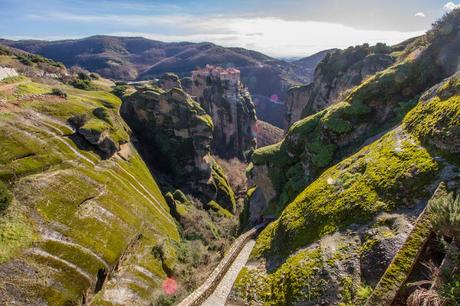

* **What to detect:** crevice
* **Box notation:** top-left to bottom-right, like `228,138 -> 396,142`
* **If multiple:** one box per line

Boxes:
94,268 -> 107,293
12,152 -> 36,161
78,195 -> 97,208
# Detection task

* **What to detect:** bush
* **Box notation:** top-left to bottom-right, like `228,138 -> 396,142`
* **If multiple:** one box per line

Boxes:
112,84 -> 129,98
71,79 -> 92,90
77,72 -> 91,81
67,114 -> 88,128
51,88 -> 67,98
0,181 -> 12,213
430,191 -> 460,239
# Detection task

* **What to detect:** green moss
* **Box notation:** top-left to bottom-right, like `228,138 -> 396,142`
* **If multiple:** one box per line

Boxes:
235,247 -> 327,305
306,139 -> 337,168
0,73 -> 180,304
207,200 -> 233,218
0,206 -> 38,264
0,180 -> 12,212
404,75 -> 460,162
40,239 -> 104,276
16,82 -> 50,95
253,131 -> 438,259
210,159 -> 236,213
366,211 -> 432,304
340,276 -> 354,305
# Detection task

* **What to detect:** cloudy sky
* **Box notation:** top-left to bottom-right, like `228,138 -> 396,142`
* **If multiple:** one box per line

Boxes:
0,0 -> 458,57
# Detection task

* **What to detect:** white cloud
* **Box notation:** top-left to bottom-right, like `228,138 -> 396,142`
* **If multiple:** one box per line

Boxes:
443,2 -> 460,12
22,12 -> 426,57
414,12 -> 426,17
112,17 -> 425,57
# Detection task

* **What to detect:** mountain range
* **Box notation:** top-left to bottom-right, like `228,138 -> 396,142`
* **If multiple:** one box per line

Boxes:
1,36 -> 332,128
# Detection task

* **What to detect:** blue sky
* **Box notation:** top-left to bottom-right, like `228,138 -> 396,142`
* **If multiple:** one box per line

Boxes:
0,0 -> 458,57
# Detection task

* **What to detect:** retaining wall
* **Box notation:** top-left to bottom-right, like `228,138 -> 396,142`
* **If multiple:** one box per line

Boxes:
177,225 -> 262,306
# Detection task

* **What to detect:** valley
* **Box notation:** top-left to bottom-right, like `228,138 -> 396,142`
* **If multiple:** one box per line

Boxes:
0,4 -> 459,306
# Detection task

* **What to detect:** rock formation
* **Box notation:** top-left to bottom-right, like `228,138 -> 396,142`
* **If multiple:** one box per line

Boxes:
121,80 -> 236,213
191,65 -> 257,160
233,11 -> 460,305
286,43 -> 395,127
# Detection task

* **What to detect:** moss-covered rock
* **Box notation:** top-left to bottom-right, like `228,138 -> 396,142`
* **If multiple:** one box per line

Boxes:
252,130 -> 439,259
251,12 -> 460,219
0,57 -> 180,305
121,82 -> 235,213
191,66 -> 257,160
286,43 -> 396,127
236,29 -> 460,303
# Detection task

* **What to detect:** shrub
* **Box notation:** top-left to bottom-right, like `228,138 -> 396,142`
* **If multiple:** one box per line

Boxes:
429,191 -> 460,239
77,72 -> 91,81
0,181 -> 12,213
67,114 -> 88,128
71,79 -> 92,90
50,88 -> 67,98
112,84 -> 129,98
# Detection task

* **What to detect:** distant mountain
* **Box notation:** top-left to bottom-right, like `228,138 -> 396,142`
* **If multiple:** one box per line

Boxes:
290,49 -> 339,80
2,36 -> 336,128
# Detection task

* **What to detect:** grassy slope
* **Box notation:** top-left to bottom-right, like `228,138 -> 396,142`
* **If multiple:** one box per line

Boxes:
0,59 -> 179,305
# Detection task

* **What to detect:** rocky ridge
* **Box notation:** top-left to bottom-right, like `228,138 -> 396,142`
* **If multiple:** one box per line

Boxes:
232,10 -> 460,305
285,43 -> 397,128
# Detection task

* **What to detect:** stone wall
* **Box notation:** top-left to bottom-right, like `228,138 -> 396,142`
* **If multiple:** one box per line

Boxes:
177,225 -> 263,306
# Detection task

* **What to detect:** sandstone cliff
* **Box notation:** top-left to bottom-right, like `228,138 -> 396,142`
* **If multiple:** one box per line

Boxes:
191,65 -> 257,160
285,43 -> 395,127
0,48 -> 181,305
121,81 -> 236,213
248,17 -> 460,221
233,59 -> 460,306
232,10 -> 460,305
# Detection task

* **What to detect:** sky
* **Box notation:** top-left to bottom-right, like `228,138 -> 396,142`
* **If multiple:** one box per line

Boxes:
0,0 -> 459,58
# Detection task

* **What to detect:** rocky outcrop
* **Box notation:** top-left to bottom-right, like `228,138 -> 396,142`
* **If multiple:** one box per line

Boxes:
249,18 -> 460,222
158,72 -> 181,90
191,65 -> 257,160
121,81 -> 236,212
233,13 -> 460,303
122,85 -> 213,184
286,44 -> 395,127
0,66 -> 18,80
255,120 -> 284,148
0,65 -> 180,306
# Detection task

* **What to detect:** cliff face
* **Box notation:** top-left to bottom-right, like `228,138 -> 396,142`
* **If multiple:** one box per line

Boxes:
121,81 -> 236,213
232,11 -> 460,305
248,19 -> 460,222
286,44 -> 395,127
0,49 -> 181,305
191,66 -> 257,160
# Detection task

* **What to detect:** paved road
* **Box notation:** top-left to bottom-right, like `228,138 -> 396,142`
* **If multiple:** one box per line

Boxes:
201,239 -> 256,306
